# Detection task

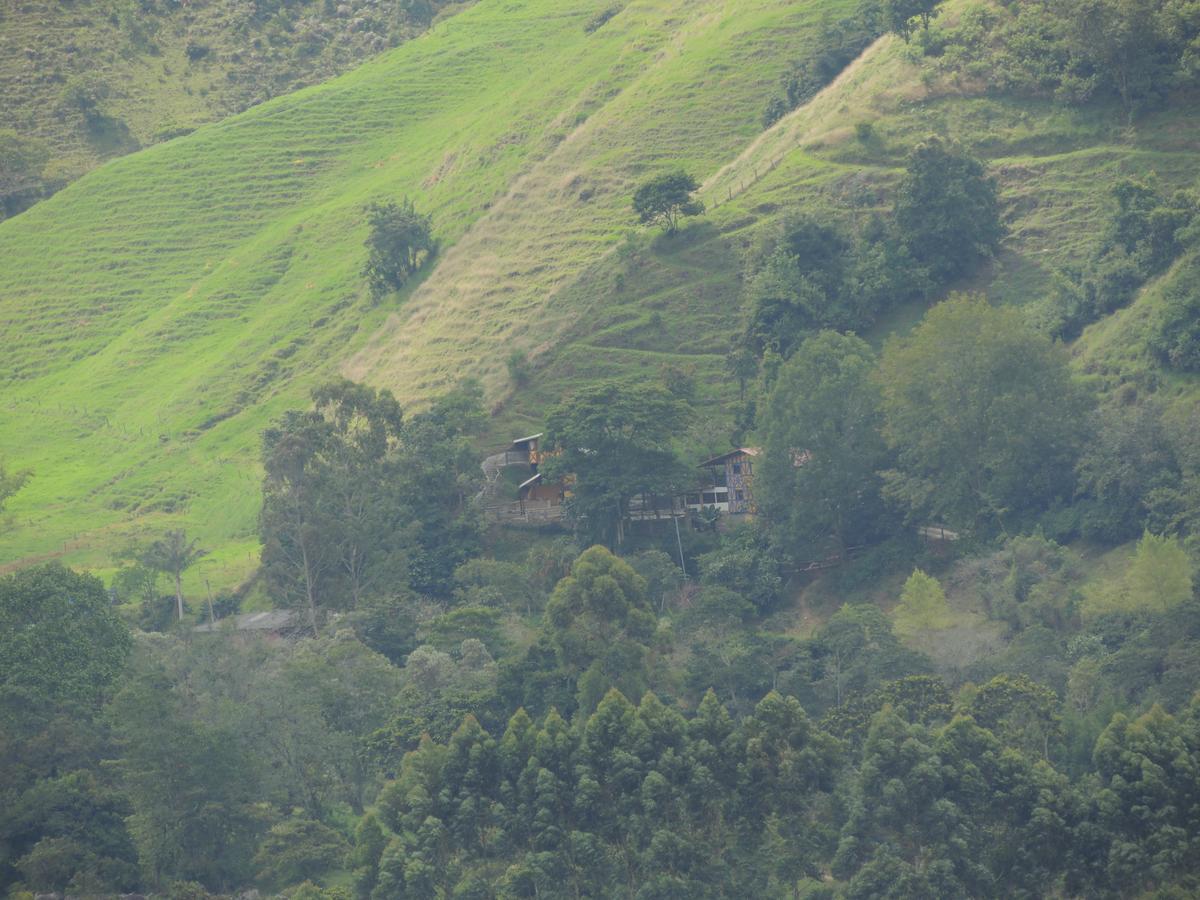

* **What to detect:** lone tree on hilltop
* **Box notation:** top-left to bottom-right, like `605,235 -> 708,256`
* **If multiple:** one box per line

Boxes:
633,170 -> 704,235
363,198 -> 435,298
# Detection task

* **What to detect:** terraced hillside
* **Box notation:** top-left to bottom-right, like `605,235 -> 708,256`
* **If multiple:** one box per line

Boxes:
0,0 -> 467,209
0,0 -> 860,586
2,0 -> 1199,592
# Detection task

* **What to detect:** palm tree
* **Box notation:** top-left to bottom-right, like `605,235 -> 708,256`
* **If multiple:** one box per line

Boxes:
141,530 -> 207,621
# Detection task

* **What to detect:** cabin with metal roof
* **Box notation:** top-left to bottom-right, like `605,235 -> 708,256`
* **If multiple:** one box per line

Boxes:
687,448 -> 760,515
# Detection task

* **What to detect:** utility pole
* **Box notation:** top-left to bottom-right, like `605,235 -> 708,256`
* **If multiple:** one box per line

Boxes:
673,508 -> 687,580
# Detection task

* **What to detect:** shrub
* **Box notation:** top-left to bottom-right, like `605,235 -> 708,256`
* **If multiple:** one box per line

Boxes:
362,198 -> 435,298
892,569 -> 953,634
506,349 -> 532,386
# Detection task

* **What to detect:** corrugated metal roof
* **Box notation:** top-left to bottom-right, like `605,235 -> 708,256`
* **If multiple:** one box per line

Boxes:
194,610 -> 297,633
697,447 -> 761,467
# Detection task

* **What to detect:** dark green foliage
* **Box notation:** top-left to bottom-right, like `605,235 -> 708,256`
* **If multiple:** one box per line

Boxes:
632,171 -> 704,234
254,818 -> 350,889
928,0 -> 1200,118
1149,253 -> 1200,371
545,546 -> 655,710
695,524 -> 784,613
344,592 -> 421,664
138,530 -> 207,622
1036,179 -> 1197,340
740,215 -> 928,355
741,246 -> 831,355
374,688 -> 844,898
362,198 -> 435,298
108,664 -> 267,890
1076,597 -> 1200,711
1090,699 -> 1200,895
95,631 -> 399,893
878,294 -> 1092,535
892,137 -> 1004,283
835,707 -> 1078,898
506,349 -> 532,386
0,565 -> 137,896
738,149 -> 983,359
5,772 -> 139,895
821,675 -> 953,747
761,331 -> 892,558
584,6 -> 622,33
966,673 -> 1063,760
1075,395 -> 1188,542
260,378 -> 483,619
261,379 -> 407,627
805,604 -> 934,714
628,549 -> 684,612
975,533 -> 1084,633
542,381 -> 689,547
58,74 -> 111,126
882,0 -> 941,41
0,564 -> 132,708
381,641 -> 499,751
725,346 -> 758,402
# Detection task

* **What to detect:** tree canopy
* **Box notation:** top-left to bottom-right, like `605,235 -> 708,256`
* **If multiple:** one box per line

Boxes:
632,170 -> 704,234
362,198 -> 435,298
893,137 -> 1004,282
877,293 -> 1091,534
0,564 -> 131,710
542,381 -> 689,547
760,331 -> 891,557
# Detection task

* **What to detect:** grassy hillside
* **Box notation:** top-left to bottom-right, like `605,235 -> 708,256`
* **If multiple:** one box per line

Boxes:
0,0 -> 858,588
2,0 -> 1198,594
0,0 -> 467,205
478,19 -> 1200,436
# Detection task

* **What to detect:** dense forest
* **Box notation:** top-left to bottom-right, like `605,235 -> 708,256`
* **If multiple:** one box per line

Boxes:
4,0 -> 1200,897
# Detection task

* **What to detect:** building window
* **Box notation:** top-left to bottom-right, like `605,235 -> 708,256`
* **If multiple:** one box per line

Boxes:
734,489 -> 744,501
732,462 -> 742,475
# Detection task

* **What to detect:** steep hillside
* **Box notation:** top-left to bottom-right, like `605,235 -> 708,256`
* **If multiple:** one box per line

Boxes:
2,0 -> 1199,592
0,0 -> 858,586
0,0 -> 467,212
464,17 -> 1200,436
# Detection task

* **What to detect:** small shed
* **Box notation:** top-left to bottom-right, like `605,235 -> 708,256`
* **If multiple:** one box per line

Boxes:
511,432 -> 545,467
518,472 -> 565,504
194,610 -> 300,639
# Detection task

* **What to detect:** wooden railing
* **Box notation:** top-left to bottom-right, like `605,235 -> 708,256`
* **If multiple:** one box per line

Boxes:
485,499 -> 564,524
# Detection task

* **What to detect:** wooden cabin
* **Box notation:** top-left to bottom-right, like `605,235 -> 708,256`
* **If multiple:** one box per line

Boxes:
688,448 -> 760,515
518,472 -> 566,505
483,432 -> 568,524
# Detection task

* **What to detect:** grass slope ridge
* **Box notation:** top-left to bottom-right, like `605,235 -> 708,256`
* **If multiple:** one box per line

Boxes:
0,0 -> 467,200
464,5 -> 1200,452
0,0 -> 851,586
